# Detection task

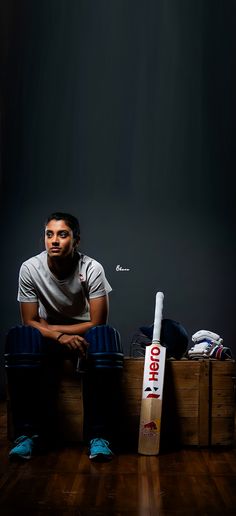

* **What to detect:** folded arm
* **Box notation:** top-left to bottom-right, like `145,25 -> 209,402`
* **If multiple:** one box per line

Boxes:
46,295 -> 109,335
19,295 -> 109,354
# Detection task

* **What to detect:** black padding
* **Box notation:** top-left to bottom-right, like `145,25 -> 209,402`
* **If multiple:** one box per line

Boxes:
85,325 -> 124,369
5,325 -> 44,368
87,352 -> 124,369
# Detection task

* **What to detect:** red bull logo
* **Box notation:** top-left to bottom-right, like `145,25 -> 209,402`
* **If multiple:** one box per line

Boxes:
144,421 -> 157,430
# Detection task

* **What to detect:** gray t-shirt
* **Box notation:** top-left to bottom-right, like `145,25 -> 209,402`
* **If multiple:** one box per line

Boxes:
17,251 -> 112,324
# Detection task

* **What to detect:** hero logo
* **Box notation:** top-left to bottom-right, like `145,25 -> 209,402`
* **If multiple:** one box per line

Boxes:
145,345 -> 161,399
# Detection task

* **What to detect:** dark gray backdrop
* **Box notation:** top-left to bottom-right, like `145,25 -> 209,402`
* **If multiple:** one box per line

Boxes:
1,0 -> 236,396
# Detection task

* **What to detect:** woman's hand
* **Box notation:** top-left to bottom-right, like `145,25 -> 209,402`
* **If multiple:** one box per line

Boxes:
58,333 -> 88,356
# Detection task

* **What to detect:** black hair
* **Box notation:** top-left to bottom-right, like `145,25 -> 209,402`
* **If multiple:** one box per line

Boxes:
45,212 -> 80,241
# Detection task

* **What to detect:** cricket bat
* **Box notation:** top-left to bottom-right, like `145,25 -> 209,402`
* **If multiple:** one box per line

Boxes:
138,291 -> 166,455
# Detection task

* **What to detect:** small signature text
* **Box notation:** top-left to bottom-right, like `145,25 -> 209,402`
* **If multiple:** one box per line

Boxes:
116,264 -> 130,272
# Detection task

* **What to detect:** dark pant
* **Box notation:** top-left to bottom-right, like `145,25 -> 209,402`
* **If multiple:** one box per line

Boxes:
83,368 -> 123,443
5,325 -> 123,445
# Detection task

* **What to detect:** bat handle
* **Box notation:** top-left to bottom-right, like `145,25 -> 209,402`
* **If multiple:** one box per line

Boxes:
152,292 -> 164,342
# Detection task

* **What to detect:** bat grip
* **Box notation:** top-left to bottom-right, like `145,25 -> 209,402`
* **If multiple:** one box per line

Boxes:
152,292 -> 164,343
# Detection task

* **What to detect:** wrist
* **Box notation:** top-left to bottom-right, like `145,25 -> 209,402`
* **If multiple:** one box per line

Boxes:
57,332 -> 65,342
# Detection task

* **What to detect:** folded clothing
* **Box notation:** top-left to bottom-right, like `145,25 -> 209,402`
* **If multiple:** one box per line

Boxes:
192,330 -> 223,345
188,330 -> 232,360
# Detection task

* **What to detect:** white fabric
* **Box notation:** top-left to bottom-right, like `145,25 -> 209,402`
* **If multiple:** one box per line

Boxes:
188,341 -> 214,358
192,330 -> 223,345
188,341 -> 224,359
17,251 -> 112,324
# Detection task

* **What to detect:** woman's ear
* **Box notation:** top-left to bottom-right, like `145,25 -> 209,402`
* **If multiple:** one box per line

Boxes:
73,236 -> 80,248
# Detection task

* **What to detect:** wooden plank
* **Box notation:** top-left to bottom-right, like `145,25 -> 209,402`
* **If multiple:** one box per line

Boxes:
167,361 -> 200,389
211,418 -> 235,446
198,360 -> 210,446
211,361 -> 236,388
210,360 -> 236,446
211,389 -> 235,418
177,417 -> 200,445
161,361 -> 201,447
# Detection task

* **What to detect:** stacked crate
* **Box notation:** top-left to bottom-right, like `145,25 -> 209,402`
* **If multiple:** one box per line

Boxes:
7,358 -> 236,448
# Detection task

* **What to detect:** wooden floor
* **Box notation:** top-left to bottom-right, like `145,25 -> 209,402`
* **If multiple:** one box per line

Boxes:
0,401 -> 236,515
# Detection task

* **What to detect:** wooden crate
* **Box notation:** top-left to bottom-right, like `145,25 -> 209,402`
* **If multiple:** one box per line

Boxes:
7,358 -> 236,448
56,358 -> 235,448
120,358 -> 236,449
120,358 -> 204,449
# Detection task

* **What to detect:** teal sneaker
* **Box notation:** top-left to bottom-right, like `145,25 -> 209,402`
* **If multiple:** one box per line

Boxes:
89,438 -> 113,462
9,435 -> 38,460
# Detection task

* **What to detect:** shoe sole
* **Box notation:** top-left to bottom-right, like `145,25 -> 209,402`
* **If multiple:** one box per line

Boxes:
89,453 -> 113,462
9,453 -> 31,461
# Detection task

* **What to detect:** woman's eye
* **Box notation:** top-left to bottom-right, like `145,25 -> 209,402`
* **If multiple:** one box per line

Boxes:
60,231 -> 68,238
46,232 -> 53,238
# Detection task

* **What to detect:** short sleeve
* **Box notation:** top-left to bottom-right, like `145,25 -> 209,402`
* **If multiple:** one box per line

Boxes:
86,262 -> 112,299
17,263 -> 38,303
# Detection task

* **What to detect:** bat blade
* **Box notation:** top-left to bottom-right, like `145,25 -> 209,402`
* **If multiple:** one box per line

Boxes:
138,292 -> 165,455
